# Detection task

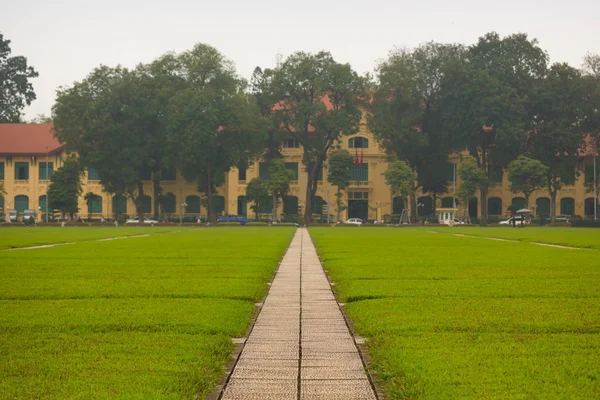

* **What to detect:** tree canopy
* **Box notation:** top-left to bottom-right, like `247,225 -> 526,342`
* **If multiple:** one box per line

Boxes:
262,51 -> 367,222
47,156 -> 83,218
0,33 -> 38,122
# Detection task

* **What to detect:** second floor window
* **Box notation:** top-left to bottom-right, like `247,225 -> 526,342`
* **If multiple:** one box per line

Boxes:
238,168 -> 247,181
15,162 -> 29,180
350,164 -> 368,181
283,138 -> 300,148
349,137 -> 369,149
39,162 -> 54,180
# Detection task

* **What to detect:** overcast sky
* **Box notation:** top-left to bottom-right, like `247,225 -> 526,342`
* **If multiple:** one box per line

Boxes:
2,0 -> 599,120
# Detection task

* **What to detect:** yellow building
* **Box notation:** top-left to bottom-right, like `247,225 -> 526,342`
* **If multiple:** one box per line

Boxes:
1,123 -> 597,222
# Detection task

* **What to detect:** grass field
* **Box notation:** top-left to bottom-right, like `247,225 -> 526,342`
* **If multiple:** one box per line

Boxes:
0,227 -> 294,399
0,226 -> 186,250
310,227 -> 600,400
427,225 -> 600,250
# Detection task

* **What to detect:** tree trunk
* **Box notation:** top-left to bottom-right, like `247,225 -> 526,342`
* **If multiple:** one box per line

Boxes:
549,185 -> 557,222
153,178 -> 161,220
136,181 -> 144,223
410,194 -> 417,223
272,193 -> 278,224
480,183 -> 489,222
432,192 -> 437,216
336,187 -> 341,222
207,186 -> 214,224
304,182 -> 313,224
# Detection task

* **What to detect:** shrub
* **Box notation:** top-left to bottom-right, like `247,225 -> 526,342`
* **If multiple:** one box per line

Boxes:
116,214 -> 126,226
570,219 -> 600,228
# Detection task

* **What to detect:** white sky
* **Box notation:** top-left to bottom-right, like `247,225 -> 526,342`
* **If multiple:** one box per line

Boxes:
2,0 -> 599,120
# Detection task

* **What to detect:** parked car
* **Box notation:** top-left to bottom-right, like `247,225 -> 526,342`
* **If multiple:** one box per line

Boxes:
8,210 -> 18,223
345,218 -> 363,226
443,218 -> 467,226
499,216 -> 530,225
125,217 -> 158,225
22,209 -> 36,224
217,215 -> 253,225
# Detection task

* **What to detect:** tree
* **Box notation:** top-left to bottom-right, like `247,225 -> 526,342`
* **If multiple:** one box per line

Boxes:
507,155 -> 548,208
53,66 -> 158,223
327,149 -> 354,222
457,156 -> 486,220
165,44 -> 266,223
246,178 -> 269,221
369,42 -> 463,221
528,63 -> 586,221
442,32 -> 549,221
0,183 -> 6,211
83,192 -> 96,221
263,51 -> 366,223
266,159 -> 294,223
384,161 -> 418,214
250,66 -> 284,163
28,113 -> 52,124
0,33 -> 38,122
47,156 -> 83,218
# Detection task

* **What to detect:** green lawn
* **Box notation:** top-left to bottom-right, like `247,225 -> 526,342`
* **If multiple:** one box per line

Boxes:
427,225 -> 600,249
0,227 -> 294,399
310,227 -> 600,400
0,226 -> 185,250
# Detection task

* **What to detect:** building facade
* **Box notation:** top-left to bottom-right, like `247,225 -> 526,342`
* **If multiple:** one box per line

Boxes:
1,123 -> 598,221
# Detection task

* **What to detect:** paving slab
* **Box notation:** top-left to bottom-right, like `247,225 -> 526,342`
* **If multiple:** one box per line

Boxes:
221,228 -> 376,399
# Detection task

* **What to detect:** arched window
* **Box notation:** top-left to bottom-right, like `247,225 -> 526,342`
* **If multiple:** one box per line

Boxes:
138,195 -> 152,214
259,197 -> 274,214
468,198 -> 478,218
511,197 -> 526,211
536,197 -> 550,216
488,197 -> 502,215
312,196 -> 325,214
185,195 -> 201,214
14,195 -> 29,212
112,195 -> 127,214
560,197 -> 575,215
162,193 -> 176,214
237,196 -> 247,216
392,197 -> 406,214
38,195 -> 47,213
348,137 -> 369,149
88,194 -> 102,213
417,196 -> 433,216
585,198 -> 598,217
212,195 -> 225,215
283,196 -> 299,214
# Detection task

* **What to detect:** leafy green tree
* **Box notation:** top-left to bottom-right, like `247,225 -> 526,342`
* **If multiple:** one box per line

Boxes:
442,32 -> 548,221
165,44 -> 266,223
263,51 -> 366,223
29,114 -> 52,123
457,156 -> 486,220
327,149 -> 354,222
0,33 -> 38,122
47,157 -> 83,218
83,192 -> 96,221
53,66 -> 158,222
266,159 -> 295,222
245,178 -> 269,221
384,161 -> 418,217
0,183 -> 6,214
528,63 -> 586,221
369,42 -> 463,221
250,66 -> 284,163
507,155 -> 548,207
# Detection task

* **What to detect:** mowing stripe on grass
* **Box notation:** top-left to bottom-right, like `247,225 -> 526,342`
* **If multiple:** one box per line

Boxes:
432,230 -> 589,249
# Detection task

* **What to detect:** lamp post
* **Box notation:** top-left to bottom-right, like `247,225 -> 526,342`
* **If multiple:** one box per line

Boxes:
324,163 -> 330,224
594,155 -> 597,221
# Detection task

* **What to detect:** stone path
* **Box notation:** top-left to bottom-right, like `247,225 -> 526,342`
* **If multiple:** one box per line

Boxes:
221,228 -> 377,400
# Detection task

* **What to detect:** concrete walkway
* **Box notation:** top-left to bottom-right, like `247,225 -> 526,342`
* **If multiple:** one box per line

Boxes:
221,228 -> 376,400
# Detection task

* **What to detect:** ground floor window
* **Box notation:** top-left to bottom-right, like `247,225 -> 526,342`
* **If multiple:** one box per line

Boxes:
560,197 -> 575,215
186,195 -> 201,214
488,197 -> 502,215
15,195 -> 29,212
536,197 -> 550,216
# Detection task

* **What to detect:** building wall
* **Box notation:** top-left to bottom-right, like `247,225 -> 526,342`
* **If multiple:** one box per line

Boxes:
1,129 -> 597,221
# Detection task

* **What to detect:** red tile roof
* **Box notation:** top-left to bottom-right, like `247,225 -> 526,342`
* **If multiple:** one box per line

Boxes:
0,124 -> 63,156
